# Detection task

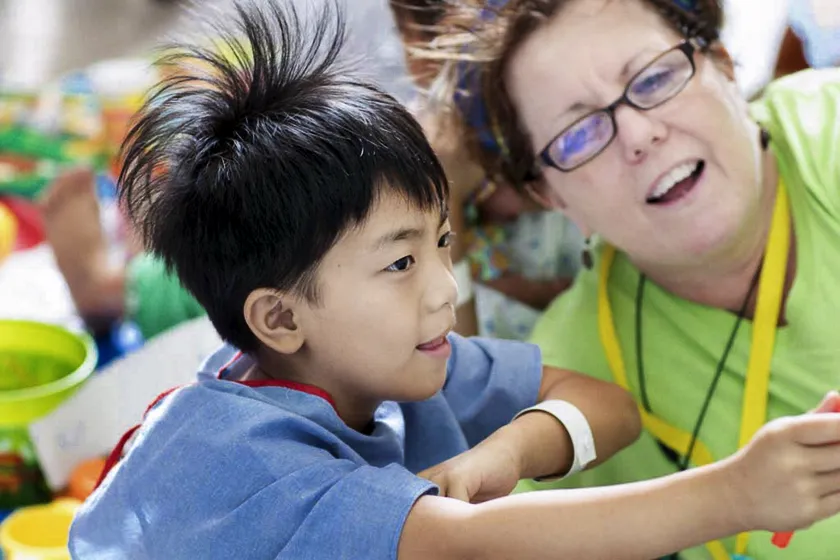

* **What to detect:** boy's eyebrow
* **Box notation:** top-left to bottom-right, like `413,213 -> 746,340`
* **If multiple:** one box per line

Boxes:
372,227 -> 425,251
371,208 -> 449,252
373,206 -> 449,251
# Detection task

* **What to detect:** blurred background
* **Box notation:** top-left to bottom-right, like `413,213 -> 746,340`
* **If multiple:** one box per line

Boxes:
0,0 -> 415,334
0,0 -> 415,96
0,0 -> 836,556
0,0 -> 811,97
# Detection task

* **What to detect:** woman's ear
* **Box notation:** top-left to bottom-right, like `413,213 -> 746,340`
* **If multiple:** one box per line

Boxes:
708,41 -> 736,81
526,180 -> 593,238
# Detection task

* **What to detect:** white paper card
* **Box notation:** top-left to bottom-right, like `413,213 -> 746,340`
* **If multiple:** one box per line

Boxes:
29,317 -> 221,490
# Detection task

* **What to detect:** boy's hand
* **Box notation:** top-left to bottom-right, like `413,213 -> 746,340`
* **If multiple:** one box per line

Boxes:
419,365 -> 643,504
726,392 -> 840,533
418,430 -> 522,503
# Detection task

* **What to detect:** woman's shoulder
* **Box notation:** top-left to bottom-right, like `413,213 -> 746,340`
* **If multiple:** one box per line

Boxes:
751,68 -> 840,131
752,69 -> 840,135
752,69 -> 840,213
761,67 -> 840,95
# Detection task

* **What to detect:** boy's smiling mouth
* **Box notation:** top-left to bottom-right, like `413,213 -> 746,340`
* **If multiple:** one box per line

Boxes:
416,331 -> 452,358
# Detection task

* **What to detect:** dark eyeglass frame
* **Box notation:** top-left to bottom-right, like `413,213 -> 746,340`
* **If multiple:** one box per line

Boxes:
538,39 -> 701,173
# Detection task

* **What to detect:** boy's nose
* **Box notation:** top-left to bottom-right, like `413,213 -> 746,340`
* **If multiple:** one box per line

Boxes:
425,258 -> 458,314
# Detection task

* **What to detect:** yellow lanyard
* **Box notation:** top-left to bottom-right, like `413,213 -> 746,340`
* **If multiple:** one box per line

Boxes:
597,179 -> 790,559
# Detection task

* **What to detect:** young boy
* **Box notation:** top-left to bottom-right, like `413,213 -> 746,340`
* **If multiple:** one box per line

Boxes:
70,2 -> 840,559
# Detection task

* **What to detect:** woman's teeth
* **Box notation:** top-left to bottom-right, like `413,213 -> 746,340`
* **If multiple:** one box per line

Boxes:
647,160 -> 704,203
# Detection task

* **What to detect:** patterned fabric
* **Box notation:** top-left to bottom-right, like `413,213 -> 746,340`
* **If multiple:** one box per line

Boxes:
474,210 -> 583,340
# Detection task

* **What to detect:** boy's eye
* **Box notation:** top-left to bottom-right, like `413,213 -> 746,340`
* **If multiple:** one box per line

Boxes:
385,255 -> 415,272
438,231 -> 454,248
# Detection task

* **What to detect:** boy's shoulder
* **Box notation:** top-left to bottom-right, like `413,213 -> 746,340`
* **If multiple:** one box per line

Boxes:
136,346 -> 354,464
70,347 -> 434,559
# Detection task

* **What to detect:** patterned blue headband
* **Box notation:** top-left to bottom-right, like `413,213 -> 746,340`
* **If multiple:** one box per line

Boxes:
452,0 -> 511,157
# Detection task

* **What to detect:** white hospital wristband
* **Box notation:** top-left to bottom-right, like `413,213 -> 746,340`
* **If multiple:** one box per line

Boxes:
513,400 -> 597,480
453,259 -> 473,307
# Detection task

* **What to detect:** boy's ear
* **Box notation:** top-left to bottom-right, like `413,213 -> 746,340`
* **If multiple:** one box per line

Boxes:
244,289 -> 305,354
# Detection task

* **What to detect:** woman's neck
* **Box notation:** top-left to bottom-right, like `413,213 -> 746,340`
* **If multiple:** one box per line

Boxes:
639,240 -> 767,317
634,149 -> 790,319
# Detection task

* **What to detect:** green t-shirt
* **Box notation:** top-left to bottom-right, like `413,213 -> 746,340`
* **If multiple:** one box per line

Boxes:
522,69 -> 840,560
126,252 -> 205,340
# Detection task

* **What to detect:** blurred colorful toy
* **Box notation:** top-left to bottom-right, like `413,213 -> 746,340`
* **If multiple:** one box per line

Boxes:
95,321 -> 144,370
0,86 -> 105,202
0,320 -> 96,509
772,531 -> 795,549
0,61 -> 156,202
0,201 -> 16,262
0,196 -> 44,250
67,457 -> 106,502
0,122 -> 106,201
0,498 -> 80,559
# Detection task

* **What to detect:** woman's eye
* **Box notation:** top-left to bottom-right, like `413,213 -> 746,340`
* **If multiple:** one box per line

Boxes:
385,255 -> 415,272
632,68 -> 674,96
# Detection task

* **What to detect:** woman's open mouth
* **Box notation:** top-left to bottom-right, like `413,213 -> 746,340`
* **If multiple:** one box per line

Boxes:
646,160 -> 705,205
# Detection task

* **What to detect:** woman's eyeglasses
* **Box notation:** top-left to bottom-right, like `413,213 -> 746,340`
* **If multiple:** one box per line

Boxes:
538,40 -> 700,173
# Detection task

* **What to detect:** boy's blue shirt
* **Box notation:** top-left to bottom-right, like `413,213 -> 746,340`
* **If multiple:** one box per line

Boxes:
70,333 -> 542,559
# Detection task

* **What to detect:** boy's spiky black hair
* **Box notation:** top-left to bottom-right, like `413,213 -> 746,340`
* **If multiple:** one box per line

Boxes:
119,0 -> 449,352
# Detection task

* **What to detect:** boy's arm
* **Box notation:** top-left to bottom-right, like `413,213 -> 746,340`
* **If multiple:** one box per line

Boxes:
402,460 -> 739,560
402,403 -> 840,560
422,365 -> 640,501
508,364 -> 642,478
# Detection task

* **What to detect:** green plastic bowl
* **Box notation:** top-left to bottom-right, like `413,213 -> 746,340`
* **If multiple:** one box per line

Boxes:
0,320 -> 97,426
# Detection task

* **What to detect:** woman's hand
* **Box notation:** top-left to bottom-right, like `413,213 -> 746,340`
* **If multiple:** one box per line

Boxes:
726,392 -> 840,533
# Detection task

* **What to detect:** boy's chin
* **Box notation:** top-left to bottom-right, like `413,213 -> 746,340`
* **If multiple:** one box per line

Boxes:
398,367 -> 447,403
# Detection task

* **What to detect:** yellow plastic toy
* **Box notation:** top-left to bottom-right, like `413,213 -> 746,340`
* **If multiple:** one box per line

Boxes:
0,202 -> 16,263
0,498 -> 80,559
0,320 -> 97,425
0,321 -> 96,508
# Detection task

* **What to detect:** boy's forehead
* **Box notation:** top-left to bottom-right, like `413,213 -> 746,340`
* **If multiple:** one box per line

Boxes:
371,193 -> 441,222
340,193 -> 447,251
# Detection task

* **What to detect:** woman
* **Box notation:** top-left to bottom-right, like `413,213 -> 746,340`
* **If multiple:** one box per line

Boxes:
431,0 -> 840,558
